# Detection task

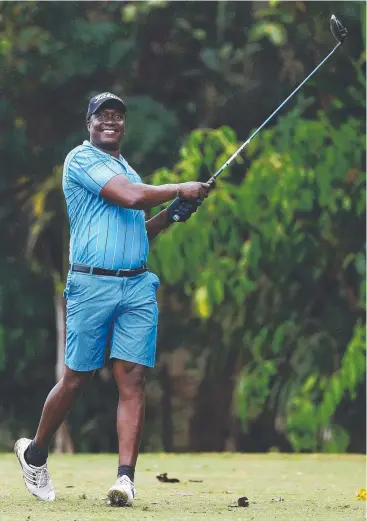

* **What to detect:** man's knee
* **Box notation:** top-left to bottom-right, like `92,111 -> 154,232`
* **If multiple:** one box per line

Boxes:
62,366 -> 93,393
114,361 -> 147,397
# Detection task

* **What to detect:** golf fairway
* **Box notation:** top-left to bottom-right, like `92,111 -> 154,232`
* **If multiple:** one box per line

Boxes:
1,453 -> 365,521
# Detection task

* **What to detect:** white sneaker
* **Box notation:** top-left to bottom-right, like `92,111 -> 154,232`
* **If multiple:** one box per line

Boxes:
107,475 -> 136,507
14,438 -> 55,501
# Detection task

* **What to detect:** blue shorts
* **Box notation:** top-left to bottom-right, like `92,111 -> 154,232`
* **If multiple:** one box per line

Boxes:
63,270 -> 160,371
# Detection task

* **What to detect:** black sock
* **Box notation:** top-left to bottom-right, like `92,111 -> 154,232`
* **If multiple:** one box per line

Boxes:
24,440 -> 49,467
118,465 -> 135,482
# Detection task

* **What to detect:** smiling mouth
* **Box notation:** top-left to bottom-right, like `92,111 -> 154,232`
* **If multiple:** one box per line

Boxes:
102,130 -> 118,136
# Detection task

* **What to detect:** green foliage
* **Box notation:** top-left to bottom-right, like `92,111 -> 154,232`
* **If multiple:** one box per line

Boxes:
236,358 -> 276,426
150,91 -> 366,451
0,1 -> 365,453
122,96 -> 179,173
287,324 -> 366,452
249,22 -> 287,46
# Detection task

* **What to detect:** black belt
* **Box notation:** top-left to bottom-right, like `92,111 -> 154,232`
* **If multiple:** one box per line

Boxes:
70,263 -> 148,277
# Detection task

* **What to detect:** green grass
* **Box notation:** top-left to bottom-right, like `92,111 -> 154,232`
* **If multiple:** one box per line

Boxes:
0,453 -> 365,521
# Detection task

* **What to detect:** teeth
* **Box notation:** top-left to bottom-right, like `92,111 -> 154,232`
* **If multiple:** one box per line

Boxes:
103,130 -> 115,135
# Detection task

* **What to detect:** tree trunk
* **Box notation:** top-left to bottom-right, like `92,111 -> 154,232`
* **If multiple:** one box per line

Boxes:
54,290 -> 74,454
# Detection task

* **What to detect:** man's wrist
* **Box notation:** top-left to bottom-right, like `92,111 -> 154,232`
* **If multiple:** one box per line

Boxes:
172,184 -> 180,198
166,198 -> 180,222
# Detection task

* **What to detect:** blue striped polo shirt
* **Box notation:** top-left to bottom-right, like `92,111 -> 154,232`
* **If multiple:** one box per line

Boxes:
62,140 -> 149,270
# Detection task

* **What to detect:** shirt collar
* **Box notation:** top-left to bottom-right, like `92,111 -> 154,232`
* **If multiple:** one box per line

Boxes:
83,140 -> 126,164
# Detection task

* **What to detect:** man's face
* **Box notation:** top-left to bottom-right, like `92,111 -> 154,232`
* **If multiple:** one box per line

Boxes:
88,103 -> 125,151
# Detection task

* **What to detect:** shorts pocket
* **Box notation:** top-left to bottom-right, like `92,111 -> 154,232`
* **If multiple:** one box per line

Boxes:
150,272 -> 160,291
64,272 -> 89,303
63,272 -> 72,299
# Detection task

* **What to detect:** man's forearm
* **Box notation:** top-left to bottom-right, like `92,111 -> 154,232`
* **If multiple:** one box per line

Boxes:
145,209 -> 172,240
101,177 -> 210,210
102,179 -> 179,210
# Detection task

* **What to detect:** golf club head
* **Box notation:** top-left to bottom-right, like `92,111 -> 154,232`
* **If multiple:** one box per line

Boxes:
330,15 -> 348,43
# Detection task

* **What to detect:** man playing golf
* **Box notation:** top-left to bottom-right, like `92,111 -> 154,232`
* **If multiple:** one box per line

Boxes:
14,92 -> 211,506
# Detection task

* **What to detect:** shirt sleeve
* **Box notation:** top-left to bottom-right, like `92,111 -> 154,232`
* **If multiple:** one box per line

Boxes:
67,149 -> 122,196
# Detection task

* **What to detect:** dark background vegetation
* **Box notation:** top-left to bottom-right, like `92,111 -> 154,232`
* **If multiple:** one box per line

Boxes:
0,1 -> 365,454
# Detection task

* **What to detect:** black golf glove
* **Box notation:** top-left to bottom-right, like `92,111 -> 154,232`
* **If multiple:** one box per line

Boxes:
167,198 -> 203,223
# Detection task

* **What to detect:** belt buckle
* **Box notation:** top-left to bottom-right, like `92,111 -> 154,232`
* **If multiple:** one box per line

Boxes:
72,263 -> 93,274
117,269 -> 129,277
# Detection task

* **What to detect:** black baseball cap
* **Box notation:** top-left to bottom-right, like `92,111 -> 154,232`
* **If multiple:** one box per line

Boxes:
86,92 -> 126,119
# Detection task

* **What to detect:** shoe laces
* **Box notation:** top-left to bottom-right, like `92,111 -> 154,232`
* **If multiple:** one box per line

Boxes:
30,464 -> 50,488
38,467 -> 50,488
117,475 -> 133,486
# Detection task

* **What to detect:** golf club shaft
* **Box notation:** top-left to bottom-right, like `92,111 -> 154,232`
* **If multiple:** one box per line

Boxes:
212,41 -> 342,180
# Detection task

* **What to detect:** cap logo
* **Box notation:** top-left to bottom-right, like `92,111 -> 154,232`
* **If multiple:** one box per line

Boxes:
94,92 -> 122,102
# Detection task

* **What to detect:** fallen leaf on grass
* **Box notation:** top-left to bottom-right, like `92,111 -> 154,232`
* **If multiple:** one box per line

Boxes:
356,488 -> 366,501
156,472 -> 180,483
66,485 -> 74,488
189,479 -> 203,483
228,498 -> 250,509
237,496 -> 250,507
272,497 -> 285,502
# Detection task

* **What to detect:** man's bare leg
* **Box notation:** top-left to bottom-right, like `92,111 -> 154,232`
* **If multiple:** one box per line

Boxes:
25,365 -> 92,464
14,365 -> 93,501
106,360 -> 146,506
113,360 -> 147,470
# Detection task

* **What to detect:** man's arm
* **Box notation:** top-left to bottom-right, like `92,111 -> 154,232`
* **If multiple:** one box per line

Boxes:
68,150 -> 210,209
146,198 -> 203,241
145,209 -> 172,241
101,175 -> 210,210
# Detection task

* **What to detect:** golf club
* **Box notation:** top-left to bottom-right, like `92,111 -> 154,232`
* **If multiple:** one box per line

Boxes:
172,14 -> 348,221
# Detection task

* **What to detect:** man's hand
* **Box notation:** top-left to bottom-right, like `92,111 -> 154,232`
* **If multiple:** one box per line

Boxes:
177,182 -> 211,201
167,198 -> 203,223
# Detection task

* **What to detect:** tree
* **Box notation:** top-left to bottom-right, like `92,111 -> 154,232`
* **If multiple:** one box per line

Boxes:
149,92 -> 366,451
0,1 -> 364,452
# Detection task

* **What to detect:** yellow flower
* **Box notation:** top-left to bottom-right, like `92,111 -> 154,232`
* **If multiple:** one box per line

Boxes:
356,488 -> 366,501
